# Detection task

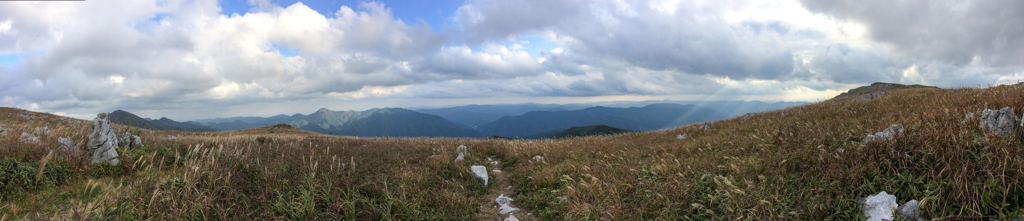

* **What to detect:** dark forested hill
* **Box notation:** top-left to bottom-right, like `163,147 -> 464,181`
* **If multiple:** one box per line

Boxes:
476,103 -> 723,137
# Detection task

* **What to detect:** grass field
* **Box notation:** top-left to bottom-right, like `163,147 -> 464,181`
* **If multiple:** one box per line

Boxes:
2,83 -> 1024,220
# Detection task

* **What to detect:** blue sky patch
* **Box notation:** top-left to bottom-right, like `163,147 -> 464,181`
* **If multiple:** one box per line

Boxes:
272,43 -> 300,57
0,53 -> 22,67
218,0 -> 463,32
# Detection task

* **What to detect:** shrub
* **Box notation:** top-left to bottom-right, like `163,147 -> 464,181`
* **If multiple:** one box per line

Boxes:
0,158 -> 73,199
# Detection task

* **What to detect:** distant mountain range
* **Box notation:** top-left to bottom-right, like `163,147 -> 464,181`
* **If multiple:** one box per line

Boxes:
114,108 -> 482,137
113,100 -> 804,138
476,103 -> 724,138
109,110 -> 216,132
414,104 -> 588,128
415,100 -> 805,127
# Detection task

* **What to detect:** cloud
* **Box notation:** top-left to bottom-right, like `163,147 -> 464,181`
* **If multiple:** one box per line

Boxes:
454,0 -> 798,80
799,0 -> 1024,67
0,0 -> 1020,120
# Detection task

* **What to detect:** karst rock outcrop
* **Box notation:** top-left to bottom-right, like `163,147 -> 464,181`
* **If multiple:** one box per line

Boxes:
87,113 -> 120,165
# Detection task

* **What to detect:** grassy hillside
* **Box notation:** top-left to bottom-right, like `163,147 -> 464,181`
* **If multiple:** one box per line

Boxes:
2,83 -> 1024,220
532,124 -> 634,139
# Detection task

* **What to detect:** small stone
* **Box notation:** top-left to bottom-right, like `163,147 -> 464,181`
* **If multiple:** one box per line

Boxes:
168,135 -> 176,139
963,112 -> 975,123
34,126 -> 50,137
429,155 -> 441,158
455,152 -> 465,163
19,132 -> 39,143
495,194 -> 519,214
532,155 -> 544,161
865,124 -> 904,143
699,121 -> 713,129
471,165 -> 488,186
491,160 -> 499,165
504,214 -> 519,221
897,199 -> 921,221
863,191 -> 897,221
492,170 -> 501,173
0,126 -> 6,137
677,134 -> 685,139
457,145 -> 467,152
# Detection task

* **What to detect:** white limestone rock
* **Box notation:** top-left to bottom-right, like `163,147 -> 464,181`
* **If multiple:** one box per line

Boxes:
495,194 -> 520,214
455,152 -> 465,163
863,191 -> 897,221
34,126 -> 50,137
0,126 -> 6,137
851,90 -> 889,103
980,107 -> 1016,136
963,112 -> 975,123
677,134 -> 686,139
897,199 -> 922,221
87,113 -> 120,165
131,135 -> 144,149
699,121 -> 713,130
504,214 -> 519,221
865,124 -> 904,143
471,165 -> 488,186
19,132 -> 39,143
117,132 -> 144,149
457,145 -> 467,152
532,155 -> 544,161
57,137 -> 74,150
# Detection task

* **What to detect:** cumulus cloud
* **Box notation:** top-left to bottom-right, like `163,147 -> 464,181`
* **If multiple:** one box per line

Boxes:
455,0 -> 797,80
800,0 -> 1024,67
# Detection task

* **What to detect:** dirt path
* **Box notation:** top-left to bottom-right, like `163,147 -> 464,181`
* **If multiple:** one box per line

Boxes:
475,156 -> 531,221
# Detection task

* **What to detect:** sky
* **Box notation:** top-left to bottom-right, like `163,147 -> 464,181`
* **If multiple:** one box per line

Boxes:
0,0 -> 1022,120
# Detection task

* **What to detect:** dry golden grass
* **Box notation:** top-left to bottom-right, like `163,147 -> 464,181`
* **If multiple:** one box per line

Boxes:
1,83 -> 1024,220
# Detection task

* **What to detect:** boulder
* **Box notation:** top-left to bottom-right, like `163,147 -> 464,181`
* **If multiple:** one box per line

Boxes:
865,124 -> 904,143
117,132 -> 143,149
131,135 -> 144,149
87,113 -> 120,165
863,191 -> 897,221
980,107 -> 1016,136
19,132 -> 39,143
471,165 -> 488,186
